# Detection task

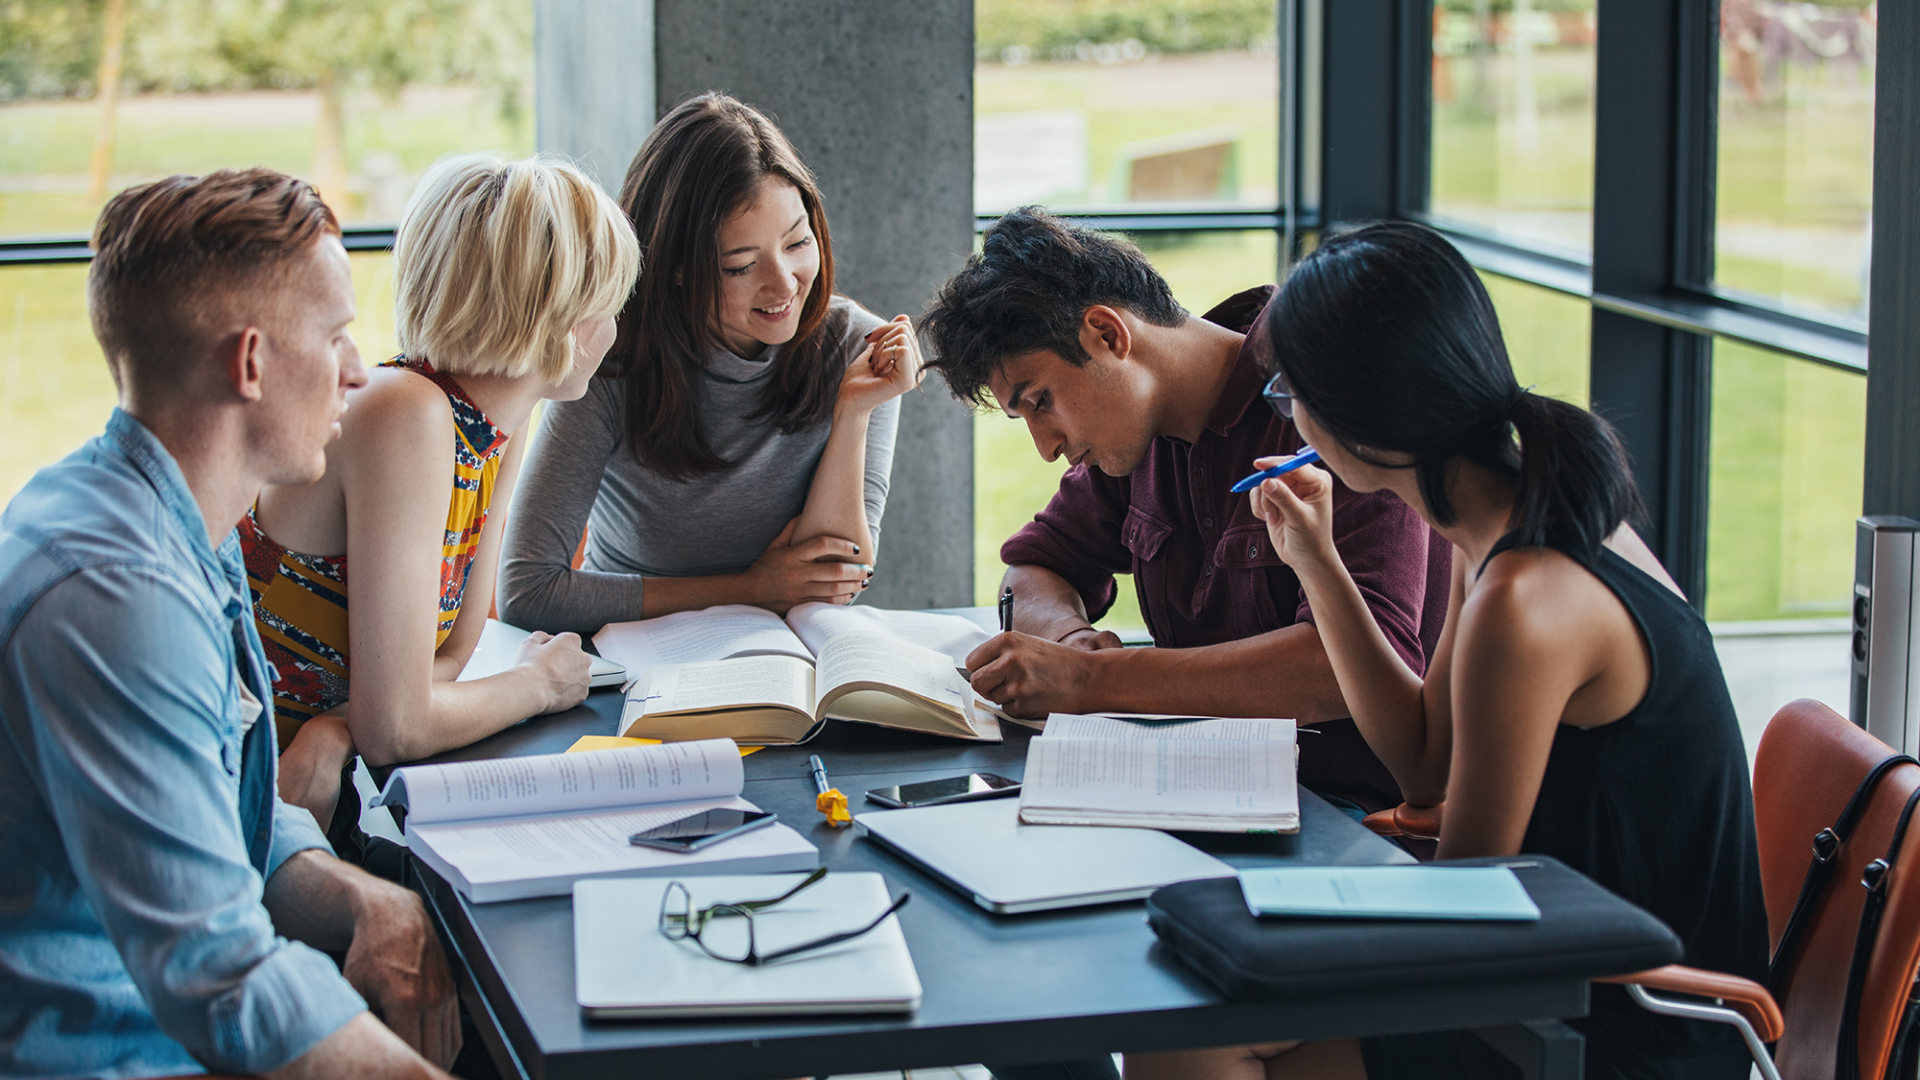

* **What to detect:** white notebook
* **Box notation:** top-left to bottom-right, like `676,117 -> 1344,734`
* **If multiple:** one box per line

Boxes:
856,797 -> 1235,914
574,872 -> 922,1018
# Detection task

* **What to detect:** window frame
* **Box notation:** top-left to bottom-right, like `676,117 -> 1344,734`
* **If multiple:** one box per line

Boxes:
0,225 -> 400,266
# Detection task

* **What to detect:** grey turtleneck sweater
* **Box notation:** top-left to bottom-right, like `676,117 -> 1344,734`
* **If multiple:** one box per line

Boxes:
498,296 -> 896,635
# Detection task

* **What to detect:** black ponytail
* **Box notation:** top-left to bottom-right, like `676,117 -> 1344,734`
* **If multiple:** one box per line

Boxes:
1262,220 -> 1645,562
1503,391 -> 1644,557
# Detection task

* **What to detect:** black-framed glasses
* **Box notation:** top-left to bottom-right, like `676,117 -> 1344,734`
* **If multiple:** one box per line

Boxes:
657,867 -> 911,967
1261,370 -> 1295,420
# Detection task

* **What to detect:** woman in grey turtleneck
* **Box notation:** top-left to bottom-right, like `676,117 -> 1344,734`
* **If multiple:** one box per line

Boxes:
498,93 -> 920,637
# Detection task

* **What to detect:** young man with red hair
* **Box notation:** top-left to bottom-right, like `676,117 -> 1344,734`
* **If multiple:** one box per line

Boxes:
0,169 -> 457,1078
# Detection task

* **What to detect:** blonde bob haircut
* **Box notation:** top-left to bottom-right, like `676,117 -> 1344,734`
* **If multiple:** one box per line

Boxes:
393,152 -> 640,382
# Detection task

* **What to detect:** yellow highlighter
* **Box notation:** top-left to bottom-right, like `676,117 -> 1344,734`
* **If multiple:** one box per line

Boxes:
810,753 -> 851,828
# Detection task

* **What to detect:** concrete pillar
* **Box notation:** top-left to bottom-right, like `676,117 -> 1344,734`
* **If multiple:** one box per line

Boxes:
1866,1 -> 1920,517
654,0 -> 978,608
533,0 -> 657,190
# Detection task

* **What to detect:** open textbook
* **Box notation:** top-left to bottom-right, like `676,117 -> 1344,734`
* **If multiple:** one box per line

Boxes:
1018,715 -> 1300,834
369,739 -> 817,902
595,604 -> 1002,744
593,602 -> 995,676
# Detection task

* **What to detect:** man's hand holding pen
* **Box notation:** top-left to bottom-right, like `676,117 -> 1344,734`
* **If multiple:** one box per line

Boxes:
967,588 -> 1122,719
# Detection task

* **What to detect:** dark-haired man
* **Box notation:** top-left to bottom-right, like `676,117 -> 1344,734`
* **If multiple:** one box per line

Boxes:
0,171 -> 456,1077
923,207 -> 1450,815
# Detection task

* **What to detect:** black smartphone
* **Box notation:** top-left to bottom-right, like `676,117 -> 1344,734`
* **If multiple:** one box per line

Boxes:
865,773 -> 1021,809
628,808 -> 777,852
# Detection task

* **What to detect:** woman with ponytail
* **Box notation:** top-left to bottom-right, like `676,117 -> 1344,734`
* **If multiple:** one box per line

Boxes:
1126,221 -> 1766,1080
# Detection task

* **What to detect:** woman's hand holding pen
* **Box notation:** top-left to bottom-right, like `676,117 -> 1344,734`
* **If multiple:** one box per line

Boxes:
1247,459 -> 1341,575
838,315 -> 925,415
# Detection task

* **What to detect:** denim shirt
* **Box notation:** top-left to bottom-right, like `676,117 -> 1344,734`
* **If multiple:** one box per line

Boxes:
0,410 -> 366,1077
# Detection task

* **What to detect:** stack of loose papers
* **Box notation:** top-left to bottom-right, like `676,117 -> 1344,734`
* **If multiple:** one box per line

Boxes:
1018,715 -> 1300,834
574,872 -> 922,1017
1239,866 -> 1542,921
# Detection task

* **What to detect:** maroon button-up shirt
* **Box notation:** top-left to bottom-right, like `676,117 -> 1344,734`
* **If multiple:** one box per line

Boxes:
1000,286 -> 1453,813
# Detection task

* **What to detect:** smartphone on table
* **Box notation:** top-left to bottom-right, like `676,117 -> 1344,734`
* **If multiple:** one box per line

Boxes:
628,808 -> 777,852
864,773 -> 1021,809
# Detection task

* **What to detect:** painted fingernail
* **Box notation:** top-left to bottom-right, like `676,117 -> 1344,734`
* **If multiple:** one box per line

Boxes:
852,545 -> 860,554
861,581 -> 870,590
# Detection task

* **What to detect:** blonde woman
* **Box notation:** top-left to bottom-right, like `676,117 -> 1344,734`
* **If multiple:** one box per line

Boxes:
242,153 -> 642,866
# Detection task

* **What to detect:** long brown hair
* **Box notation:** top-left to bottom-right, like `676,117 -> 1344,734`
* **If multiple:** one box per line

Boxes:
607,92 -> 840,480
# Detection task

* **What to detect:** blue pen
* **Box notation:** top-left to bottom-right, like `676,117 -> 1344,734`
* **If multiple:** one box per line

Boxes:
1229,447 -> 1321,493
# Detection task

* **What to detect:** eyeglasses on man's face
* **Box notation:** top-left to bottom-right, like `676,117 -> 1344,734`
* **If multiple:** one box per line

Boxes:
657,867 -> 911,967
1261,370 -> 1296,421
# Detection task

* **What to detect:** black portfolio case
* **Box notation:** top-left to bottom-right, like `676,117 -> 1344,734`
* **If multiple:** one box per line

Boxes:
1146,855 -> 1683,999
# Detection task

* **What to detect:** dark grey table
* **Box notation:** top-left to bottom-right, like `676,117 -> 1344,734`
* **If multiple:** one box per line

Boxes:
405,612 -> 1591,1080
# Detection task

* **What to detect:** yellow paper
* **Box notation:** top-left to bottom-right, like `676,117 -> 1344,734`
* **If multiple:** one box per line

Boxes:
564,735 -> 760,757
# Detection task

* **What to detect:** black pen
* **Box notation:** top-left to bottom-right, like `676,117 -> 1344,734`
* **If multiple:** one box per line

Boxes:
998,586 -> 1014,634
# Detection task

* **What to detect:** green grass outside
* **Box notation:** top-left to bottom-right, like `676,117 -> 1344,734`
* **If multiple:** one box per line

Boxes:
1431,49 -> 1598,251
0,87 -> 532,235
1706,341 -> 1865,621
976,55 -> 1279,206
0,252 -> 403,504
0,263 -> 112,494
1714,65 -> 1875,315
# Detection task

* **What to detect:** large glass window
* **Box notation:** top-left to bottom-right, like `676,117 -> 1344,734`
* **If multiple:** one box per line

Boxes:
1714,0 -> 1874,322
0,3 -> 531,498
1479,273 -> 1589,405
0,4 -> 532,236
0,264 -> 108,501
1429,0 -> 1598,257
0,253 -> 403,505
974,0 -> 1279,212
1705,341 -> 1865,623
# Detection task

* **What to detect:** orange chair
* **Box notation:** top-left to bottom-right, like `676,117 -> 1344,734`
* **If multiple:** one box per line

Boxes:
1362,801 -> 1441,841
1362,699 -> 1920,1080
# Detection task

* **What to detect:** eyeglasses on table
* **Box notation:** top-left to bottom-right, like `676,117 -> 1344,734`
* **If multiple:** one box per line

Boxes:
657,866 -> 911,967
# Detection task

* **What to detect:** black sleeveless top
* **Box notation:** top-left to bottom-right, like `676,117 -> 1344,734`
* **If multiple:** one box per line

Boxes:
1487,533 -> 1769,1080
